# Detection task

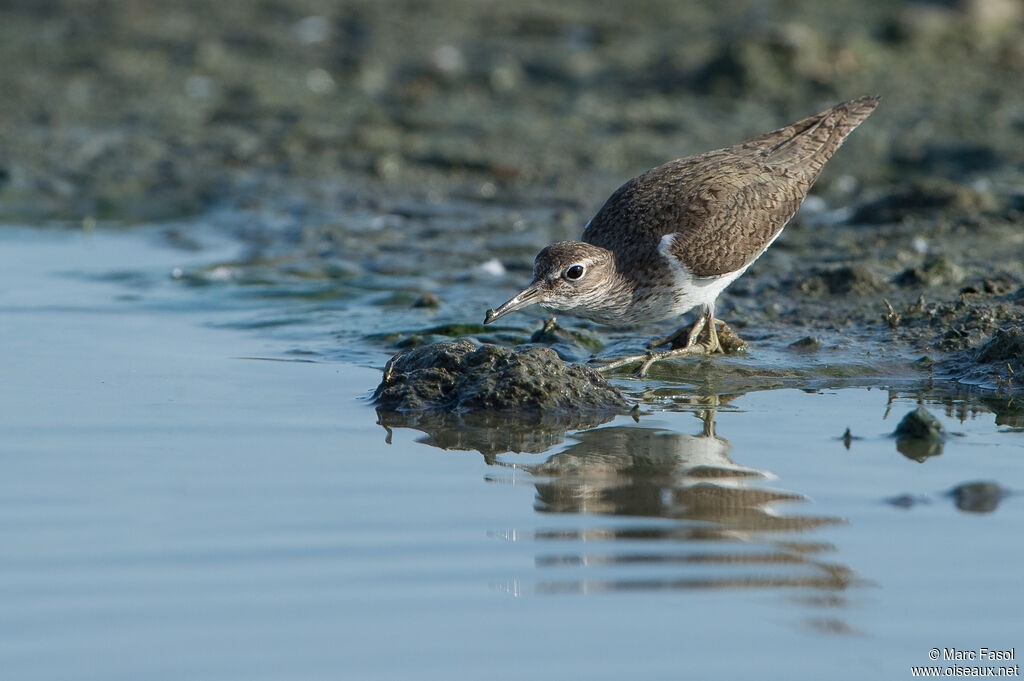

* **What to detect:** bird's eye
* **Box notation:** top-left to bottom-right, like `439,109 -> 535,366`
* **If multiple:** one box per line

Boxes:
564,264 -> 585,281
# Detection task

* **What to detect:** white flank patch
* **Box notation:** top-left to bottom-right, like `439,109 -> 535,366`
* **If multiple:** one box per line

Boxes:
656,233 -> 774,317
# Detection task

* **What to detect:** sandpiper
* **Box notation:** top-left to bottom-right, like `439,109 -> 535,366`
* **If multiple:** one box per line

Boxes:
484,96 -> 879,375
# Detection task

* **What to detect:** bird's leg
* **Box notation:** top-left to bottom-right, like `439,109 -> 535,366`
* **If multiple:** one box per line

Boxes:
702,302 -> 723,354
646,315 -> 706,350
596,304 -> 724,377
647,308 -> 730,352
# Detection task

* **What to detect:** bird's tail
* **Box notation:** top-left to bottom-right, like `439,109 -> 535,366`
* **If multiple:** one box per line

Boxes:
744,95 -> 880,177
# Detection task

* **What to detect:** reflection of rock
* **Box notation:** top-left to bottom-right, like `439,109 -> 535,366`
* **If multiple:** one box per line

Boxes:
893,406 -> 945,461
981,396 -> 1024,429
948,481 -> 1012,514
523,410 -> 854,593
376,409 -> 614,459
887,482 -> 1013,514
885,493 -> 931,509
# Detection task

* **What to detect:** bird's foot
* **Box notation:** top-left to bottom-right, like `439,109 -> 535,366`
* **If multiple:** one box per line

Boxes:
648,317 -> 727,351
596,342 -> 715,377
598,318 -> 742,377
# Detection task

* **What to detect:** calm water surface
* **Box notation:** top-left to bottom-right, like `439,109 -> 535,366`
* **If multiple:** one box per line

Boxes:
1,225 -> 1021,680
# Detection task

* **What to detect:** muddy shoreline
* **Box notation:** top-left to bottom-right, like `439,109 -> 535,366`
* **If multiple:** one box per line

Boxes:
1,0 -> 1022,392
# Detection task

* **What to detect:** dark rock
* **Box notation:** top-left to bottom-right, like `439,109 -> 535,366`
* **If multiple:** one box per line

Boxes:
894,405 -> 944,439
374,339 -> 630,415
788,335 -> 822,351
893,406 -> 945,461
948,481 -> 1010,514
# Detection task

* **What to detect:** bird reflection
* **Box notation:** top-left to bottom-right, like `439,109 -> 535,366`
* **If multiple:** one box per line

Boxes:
512,405 -> 857,599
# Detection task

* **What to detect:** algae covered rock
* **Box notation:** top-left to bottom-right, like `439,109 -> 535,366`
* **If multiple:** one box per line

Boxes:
373,340 -> 632,455
374,340 -> 630,414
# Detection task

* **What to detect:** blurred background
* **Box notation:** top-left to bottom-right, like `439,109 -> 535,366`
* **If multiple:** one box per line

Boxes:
2,0 -> 1023,224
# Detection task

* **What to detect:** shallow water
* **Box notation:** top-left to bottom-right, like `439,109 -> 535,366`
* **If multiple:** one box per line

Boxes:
1,224 -> 1021,680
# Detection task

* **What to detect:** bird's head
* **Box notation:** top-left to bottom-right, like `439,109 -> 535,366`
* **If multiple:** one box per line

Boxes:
484,241 -> 617,323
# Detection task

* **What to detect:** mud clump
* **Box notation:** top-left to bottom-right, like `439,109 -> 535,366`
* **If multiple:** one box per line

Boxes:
714,322 -> 749,353
893,406 -> 945,461
936,326 -> 1024,391
374,340 -> 630,416
974,328 -> 1024,364
798,265 -> 884,297
894,256 -> 966,288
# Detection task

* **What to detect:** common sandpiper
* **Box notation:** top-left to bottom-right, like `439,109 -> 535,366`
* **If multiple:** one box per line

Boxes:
484,96 -> 879,376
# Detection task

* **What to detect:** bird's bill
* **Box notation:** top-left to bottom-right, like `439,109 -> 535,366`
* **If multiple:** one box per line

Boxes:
483,284 -> 542,324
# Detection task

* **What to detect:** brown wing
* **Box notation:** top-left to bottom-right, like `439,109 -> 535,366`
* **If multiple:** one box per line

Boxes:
582,96 -> 879,277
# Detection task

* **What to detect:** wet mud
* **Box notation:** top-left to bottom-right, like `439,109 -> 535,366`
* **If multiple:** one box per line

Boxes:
2,0 -> 1023,395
